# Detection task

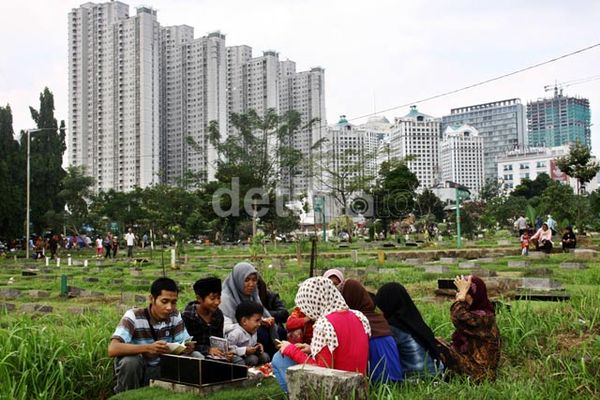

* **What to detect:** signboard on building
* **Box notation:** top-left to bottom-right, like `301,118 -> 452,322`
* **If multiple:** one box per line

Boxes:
550,159 -> 568,182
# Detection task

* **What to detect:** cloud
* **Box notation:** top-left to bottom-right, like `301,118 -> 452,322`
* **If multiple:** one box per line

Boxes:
2,0 -> 600,155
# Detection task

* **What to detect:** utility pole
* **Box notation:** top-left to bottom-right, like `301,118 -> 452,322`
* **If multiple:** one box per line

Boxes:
455,188 -> 462,248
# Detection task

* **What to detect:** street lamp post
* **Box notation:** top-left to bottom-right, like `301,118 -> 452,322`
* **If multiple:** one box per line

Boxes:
25,128 -> 55,260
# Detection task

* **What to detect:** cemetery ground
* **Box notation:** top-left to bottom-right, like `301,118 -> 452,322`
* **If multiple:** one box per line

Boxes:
1,240 -> 599,400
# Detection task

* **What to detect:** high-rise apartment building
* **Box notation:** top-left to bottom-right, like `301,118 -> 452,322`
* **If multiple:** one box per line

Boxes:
441,99 -> 527,180
69,1 -> 326,192
279,65 -> 326,197
68,2 -> 161,192
389,106 -> 440,188
527,89 -> 591,148
160,27 -> 227,185
440,124 -> 484,195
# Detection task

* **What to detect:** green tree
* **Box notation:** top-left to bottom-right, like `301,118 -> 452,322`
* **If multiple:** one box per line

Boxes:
26,88 -> 66,234
415,188 -> 445,221
480,196 -> 528,230
371,160 -> 419,237
208,109 -> 311,240
58,166 -> 95,235
511,173 -> 552,199
480,178 -> 502,202
538,181 -> 576,228
556,142 -> 600,195
0,105 -> 25,239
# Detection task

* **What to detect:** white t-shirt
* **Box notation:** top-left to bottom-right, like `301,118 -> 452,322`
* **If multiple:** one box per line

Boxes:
96,238 -> 103,249
125,232 -> 135,246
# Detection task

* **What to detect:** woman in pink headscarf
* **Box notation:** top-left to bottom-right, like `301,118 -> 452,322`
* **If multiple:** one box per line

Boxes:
437,275 -> 501,381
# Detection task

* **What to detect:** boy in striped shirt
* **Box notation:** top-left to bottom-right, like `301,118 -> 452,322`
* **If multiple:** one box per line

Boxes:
108,277 -> 194,393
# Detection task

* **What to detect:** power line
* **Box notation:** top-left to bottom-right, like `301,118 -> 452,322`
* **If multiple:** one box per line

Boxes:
348,42 -> 600,122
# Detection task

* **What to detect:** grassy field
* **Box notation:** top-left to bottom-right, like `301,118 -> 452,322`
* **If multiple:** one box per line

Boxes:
0,243 -> 599,399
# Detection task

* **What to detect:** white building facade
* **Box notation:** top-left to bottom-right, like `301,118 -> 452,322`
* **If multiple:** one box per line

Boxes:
68,2 -> 161,192
389,106 -> 440,189
440,124 -> 484,196
496,146 -> 599,193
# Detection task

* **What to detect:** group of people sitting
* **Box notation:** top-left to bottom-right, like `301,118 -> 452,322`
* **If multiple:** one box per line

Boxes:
518,215 -> 577,255
108,264 -> 501,394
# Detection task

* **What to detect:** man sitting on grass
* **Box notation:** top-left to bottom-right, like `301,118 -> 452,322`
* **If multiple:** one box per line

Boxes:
108,277 -> 194,393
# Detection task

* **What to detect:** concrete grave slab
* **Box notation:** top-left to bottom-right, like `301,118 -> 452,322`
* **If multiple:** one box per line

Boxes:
559,262 -> 587,270
528,252 -> 548,259
0,288 -> 21,299
459,262 -> 480,269
0,302 -> 16,312
439,257 -> 458,263
508,261 -> 530,268
423,265 -> 450,274
287,364 -> 367,400
20,303 -> 53,313
520,277 -> 562,291
28,290 -> 50,298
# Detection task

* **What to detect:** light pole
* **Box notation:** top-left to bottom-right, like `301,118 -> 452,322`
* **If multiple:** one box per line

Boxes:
25,127 -> 56,260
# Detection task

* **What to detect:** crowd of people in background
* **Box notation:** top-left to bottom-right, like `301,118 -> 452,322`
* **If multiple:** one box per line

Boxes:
0,228 -> 145,260
109,263 -> 502,394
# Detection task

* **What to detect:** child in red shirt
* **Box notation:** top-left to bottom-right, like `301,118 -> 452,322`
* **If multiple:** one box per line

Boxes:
286,307 -> 314,344
520,231 -> 530,256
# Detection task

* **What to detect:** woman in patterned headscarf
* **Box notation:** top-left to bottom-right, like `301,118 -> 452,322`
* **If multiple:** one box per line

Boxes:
272,277 -> 371,393
437,275 -> 501,382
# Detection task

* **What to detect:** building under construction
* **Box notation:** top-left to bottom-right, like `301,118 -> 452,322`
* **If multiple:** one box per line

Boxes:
527,87 -> 591,148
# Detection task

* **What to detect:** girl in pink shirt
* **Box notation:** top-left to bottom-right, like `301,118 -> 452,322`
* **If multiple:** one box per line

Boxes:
272,277 -> 371,393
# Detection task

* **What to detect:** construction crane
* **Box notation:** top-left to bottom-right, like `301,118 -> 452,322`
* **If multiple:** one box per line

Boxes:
544,74 -> 600,96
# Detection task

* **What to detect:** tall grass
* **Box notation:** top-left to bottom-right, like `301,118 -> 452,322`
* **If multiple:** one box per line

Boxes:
0,311 -> 117,400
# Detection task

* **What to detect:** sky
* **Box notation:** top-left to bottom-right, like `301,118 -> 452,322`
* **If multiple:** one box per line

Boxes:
2,0 -> 600,153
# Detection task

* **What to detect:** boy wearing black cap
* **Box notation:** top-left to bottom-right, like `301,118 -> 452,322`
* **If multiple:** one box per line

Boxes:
182,277 -> 232,360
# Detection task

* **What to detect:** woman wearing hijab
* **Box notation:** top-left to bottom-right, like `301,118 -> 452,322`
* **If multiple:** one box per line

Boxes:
341,279 -> 403,382
323,268 -> 345,287
272,277 -> 371,393
219,262 -> 277,354
437,275 -> 501,381
375,282 -> 444,376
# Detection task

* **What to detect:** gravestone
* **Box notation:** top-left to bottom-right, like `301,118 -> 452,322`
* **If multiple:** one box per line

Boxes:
459,262 -> 480,269
470,269 -> 497,278
80,289 -> 104,297
528,252 -> 548,259
338,243 -> 350,249
20,303 -> 53,313
28,290 -> 50,298
478,257 -> 497,263
130,268 -> 143,277
83,277 -> 99,283
22,270 -> 37,276
0,302 -> 16,312
571,249 -> 598,260
423,265 -> 450,274
351,250 -> 358,263
111,279 -> 124,285
508,261 -> 530,268
404,258 -> 422,266
272,258 -> 285,270
559,262 -> 587,270
366,265 -> 378,274
497,239 -> 511,246
0,288 -> 21,299
67,306 -> 98,315
287,364 -> 367,400
439,257 -> 457,263
520,278 -> 562,291
524,267 -> 552,277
